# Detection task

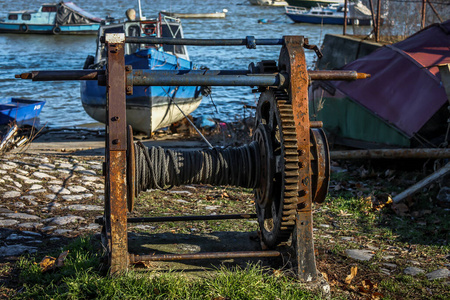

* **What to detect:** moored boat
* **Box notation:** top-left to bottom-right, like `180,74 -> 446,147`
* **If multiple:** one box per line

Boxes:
0,98 -> 45,125
248,0 -> 288,6
80,10 -> 203,134
0,2 -> 104,35
285,3 -> 372,25
160,9 -> 228,19
285,0 -> 344,8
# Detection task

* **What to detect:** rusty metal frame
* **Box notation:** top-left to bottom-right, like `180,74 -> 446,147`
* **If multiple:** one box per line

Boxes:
14,34 -> 374,284
100,35 -> 321,279
104,32 -> 129,273
279,36 -> 317,281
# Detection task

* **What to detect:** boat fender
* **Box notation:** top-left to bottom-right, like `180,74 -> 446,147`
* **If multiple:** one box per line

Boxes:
83,55 -> 95,69
52,26 -> 61,35
20,24 -> 28,33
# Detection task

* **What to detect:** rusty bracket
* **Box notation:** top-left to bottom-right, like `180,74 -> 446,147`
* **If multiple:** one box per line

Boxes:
303,38 -> 323,59
125,65 -> 133,95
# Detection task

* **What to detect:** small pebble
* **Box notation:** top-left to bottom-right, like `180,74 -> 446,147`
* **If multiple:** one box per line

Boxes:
404,266 -> 425,276
426,269 -> 450,280
3,191 -> 21,198
32,172 -> 56,179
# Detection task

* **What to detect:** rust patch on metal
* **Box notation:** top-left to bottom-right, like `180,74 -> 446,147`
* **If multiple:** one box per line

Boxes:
310,128 -> 330,204
279,36 -> 317,281
104,33 -> 129,274
130,251 -> 281,263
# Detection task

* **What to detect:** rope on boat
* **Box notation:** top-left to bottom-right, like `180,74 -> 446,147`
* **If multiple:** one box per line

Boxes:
134,141 -> 260,193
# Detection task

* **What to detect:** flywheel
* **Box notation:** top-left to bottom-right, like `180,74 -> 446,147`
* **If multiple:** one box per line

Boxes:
253,88 -> 300,248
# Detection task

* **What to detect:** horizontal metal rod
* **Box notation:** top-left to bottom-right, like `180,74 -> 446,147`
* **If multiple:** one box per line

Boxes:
126,214 -> 257,223
330,148 -> 450,160
133,69 -> 369,81
130,250 -> 281,263
119,37 -> 284,46
309,70 -> 370,80
15,70 -> 103,81
310,121 -> 323,128
15,69 -> 369,83
131,70 -> 286,87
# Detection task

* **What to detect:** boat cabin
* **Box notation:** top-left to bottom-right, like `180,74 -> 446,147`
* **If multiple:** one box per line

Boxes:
5,3 -> 58,25
2,2 -> 102,27
94,16 -> 189,64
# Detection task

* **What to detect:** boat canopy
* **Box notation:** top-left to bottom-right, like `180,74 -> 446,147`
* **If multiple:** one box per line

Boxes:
56,1 -> 103,25
332,20 -> 450,138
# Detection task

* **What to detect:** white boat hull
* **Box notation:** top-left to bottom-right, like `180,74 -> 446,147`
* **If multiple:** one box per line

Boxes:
82,97 -> 202,135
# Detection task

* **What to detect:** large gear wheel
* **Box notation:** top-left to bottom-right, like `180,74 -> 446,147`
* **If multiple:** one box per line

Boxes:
254,88 -> 300,248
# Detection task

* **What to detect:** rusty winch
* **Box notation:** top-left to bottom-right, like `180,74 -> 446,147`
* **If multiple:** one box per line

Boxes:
17,32 -> 368,281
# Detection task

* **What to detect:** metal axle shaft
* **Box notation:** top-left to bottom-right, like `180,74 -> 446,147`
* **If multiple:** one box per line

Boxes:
16,69 -> 369,85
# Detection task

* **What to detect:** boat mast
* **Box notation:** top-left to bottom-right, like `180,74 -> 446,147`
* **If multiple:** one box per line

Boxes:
137,0 -> 144,20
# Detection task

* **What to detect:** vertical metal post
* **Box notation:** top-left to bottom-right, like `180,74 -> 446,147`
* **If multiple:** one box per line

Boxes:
376,0 -> 382,42
104,32 -> 129,273
343,0 -> 348,35
421,0 -> 427,29
427,1 -> 443,23
279,36 -> 317,281
368,0 -> 377,40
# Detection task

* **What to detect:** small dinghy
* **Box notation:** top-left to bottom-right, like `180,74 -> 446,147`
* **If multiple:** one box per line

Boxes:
0,97 -> 45,125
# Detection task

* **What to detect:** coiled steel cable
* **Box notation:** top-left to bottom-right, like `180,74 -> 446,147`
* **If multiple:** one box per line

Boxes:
134,141 -> 261,193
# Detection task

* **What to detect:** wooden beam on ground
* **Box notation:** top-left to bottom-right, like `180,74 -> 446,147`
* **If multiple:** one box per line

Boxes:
393,162 -> 450,203
330,148 -> 450,160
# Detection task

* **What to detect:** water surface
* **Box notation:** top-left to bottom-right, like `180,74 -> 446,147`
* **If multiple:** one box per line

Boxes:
0,0 -> 351,128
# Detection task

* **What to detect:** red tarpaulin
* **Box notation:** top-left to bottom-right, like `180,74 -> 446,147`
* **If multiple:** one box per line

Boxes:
333,20 -> 450,137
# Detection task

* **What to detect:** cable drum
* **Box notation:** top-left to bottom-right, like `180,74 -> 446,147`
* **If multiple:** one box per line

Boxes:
134,141 -> 261,194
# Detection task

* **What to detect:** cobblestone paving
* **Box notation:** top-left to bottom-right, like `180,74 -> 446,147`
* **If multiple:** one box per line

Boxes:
0,153 -> 104,257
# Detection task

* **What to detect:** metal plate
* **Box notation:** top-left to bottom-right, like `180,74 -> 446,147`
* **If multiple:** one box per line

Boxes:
127,125 -> 136,212
310,128 -> 330,204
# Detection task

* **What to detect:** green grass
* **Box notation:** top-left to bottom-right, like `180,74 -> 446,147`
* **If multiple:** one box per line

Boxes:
380,275 -> 450,300
14,237 -> 317,300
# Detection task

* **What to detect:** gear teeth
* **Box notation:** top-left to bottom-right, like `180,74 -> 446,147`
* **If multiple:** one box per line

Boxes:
276,90 -> 300,243
256,88 -> 301,248
285,163 -> 298,170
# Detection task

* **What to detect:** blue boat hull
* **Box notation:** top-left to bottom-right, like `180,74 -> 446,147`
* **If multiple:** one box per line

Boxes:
0,23 -> 100,35
81,48 -> 203,134
0,98 -> 45,125
286,12 -> 348,25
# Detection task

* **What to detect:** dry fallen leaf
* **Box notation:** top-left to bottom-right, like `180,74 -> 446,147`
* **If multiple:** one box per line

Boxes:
134,261 -> 155,268
39,256 -> 56,272
374,195 -> 393,211
345,265 -> 358,285
386,195 -> 393,205
39,250 -> 70,272
371,291 -> 384,299
362,279 -> 377,290
392,202 -> 409,216
273,269 -> 282,277
56,250 -> 69,267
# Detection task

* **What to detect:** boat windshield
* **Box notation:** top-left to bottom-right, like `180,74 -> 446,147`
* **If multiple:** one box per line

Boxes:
95,17 -> 189,63
161,18 -> 186,58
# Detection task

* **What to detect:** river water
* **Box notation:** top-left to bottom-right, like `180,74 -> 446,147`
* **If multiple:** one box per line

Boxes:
0,0 -> 352,128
